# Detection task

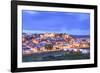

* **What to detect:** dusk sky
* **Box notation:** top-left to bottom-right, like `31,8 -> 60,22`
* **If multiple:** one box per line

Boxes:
22,10 -> 90,35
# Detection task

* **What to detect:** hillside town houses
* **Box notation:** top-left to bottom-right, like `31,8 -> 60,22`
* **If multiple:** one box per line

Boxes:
22,33 -> 90,55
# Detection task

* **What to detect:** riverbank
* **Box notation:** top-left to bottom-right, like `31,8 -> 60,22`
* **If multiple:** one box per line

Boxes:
22,50 -> 90,62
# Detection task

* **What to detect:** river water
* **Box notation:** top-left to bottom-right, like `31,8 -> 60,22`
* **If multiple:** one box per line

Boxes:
22,49 -> 90,62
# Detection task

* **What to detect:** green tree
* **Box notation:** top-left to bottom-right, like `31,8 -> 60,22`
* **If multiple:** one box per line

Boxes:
45,44 -> 53,50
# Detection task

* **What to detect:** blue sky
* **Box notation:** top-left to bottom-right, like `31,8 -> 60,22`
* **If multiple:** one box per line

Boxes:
22,10 -> 90,35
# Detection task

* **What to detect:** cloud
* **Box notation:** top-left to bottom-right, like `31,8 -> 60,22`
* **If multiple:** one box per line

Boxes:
23,29 -> 90,35
61,29 -> 90,35
23,10 -> 39,14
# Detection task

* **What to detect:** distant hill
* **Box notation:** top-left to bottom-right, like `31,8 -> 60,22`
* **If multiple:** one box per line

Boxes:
71,35 -> 90,38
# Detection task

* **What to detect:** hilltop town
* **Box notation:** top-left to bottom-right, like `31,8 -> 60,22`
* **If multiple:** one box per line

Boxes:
22,33 -> 90,55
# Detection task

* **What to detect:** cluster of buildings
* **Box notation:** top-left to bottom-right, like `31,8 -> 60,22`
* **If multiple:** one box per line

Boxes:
22,33 -> 90,55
